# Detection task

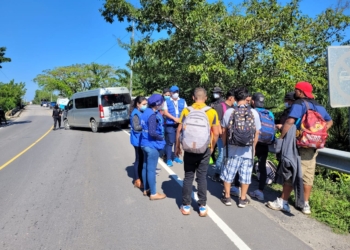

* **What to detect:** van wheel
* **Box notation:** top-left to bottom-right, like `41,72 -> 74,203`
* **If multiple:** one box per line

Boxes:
91,119 -> 98,133
64,119 -> 70,130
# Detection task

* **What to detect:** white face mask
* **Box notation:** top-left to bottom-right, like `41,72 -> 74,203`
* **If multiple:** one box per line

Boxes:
284,102 -> 290,108
213,93 -> 220,99
172,93 -> 179,99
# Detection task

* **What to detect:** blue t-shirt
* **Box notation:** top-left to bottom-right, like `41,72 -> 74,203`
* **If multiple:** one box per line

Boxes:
288,99 -> 332,128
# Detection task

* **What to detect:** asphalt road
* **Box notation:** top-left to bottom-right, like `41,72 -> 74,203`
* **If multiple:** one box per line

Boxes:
0,105 -> 314,250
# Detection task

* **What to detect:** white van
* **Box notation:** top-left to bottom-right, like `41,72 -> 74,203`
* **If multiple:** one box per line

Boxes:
57,97 -> 70,110
63,87 -> 131,132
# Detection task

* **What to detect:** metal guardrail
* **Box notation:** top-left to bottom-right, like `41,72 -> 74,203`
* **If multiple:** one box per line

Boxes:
317,148 -> 350,174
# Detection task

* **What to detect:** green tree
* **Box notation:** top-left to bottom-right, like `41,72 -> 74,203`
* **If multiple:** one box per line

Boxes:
33,63 -> 121,97
0,47 -> 11,68
0,80 -> 26,111
32,90 -> 58,105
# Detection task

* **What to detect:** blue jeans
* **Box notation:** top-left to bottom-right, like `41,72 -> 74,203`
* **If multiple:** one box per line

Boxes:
215,138 -> 224,174
142,146 -> 160,195
165,125 -> 177,161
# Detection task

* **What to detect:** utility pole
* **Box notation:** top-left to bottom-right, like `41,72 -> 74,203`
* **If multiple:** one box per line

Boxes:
129,21 -> 134,97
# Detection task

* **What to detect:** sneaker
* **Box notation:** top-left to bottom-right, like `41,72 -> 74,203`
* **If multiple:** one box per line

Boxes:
166,160 -> 173,167
302,202 -> 311,215
180,205 -> 191,215
249,189 -> 264,201
174,157 -> 183,164
267,198 -> 291,213
221,196 -> 232,206
238,198 -> 250,208
230,186 -> 241,197
199,206 -> 208,217
149,193 -> 166,201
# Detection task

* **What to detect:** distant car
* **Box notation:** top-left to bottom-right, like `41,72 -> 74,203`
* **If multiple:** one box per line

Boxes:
42,102 -> 48,107
50,102 -> 56,109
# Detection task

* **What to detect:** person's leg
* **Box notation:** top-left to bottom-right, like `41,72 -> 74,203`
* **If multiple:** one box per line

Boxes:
215,138 -> 224,174
256,144 -> 268,191
138,146 -> 144,183
220,156 -> 239,204
141,147 -> 149,192
237,158 -> 253,201
144,147 -> 159,195
53,117 -> 57,129
182,152 -> 197,206
133,146 -> 140,181
58,117 -> 61,128
165,126 -> 175,163
299,148 -> 317,202
196,148 -> 211,206
210,143 -> 217,163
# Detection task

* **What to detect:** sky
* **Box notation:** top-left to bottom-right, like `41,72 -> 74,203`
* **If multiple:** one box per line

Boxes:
0,0 -> 349,101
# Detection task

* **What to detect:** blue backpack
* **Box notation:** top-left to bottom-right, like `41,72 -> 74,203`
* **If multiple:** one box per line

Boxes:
256,108 -> 275,145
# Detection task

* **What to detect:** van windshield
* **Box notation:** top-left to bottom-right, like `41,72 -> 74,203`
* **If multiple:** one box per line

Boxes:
101,94 -> 131,107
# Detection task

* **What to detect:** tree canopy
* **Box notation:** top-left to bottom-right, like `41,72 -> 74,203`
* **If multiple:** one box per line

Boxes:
0,47 -> 11,69
0,80 -> 26,111
34,63 -> 127,97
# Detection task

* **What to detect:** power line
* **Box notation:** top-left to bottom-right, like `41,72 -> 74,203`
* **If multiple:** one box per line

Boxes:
0,69 -> 10,81
92,33 -> 130,62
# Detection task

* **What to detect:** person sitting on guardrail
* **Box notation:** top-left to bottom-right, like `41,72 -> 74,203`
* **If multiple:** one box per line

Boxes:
267,82 -> 333,215
130,96 -> 148,189
140,94 -> 166,201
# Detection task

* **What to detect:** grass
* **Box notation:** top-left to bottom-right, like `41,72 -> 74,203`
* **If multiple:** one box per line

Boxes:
268,163 -> 350,234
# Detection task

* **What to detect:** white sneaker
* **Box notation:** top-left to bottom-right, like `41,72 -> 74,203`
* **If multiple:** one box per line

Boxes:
249,189 -> 264,201
267,198 -> 291,213
230,186 -> 241,197
302,202 -> 311,215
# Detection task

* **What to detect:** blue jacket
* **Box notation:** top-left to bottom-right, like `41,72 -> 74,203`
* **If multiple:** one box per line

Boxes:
130,108 -> 142,146
165,98 -> 185,125
141,108 -> 166,150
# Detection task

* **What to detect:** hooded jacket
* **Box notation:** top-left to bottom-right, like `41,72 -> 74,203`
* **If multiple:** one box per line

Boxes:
276,125 -> 305,209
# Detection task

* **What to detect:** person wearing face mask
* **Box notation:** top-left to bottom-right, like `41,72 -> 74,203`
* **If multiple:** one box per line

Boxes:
130,96 -> 148,189
163,85 -> 187,167
140,94 -> 167,200
275,92 -> 295,130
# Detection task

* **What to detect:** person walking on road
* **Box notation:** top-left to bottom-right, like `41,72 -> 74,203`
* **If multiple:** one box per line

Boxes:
130,96 -> 148,189
52,104 -> 62,130
163,85 -> 187,167
267,82 -> 333,215
176,87 -> 220,216
140,94 -> 167,200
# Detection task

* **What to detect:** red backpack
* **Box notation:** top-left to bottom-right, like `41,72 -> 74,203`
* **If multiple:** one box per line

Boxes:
296,100 -> 328,149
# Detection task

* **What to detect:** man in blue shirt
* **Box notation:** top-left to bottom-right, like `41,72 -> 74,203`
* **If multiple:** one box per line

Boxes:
267,82 -> 333,215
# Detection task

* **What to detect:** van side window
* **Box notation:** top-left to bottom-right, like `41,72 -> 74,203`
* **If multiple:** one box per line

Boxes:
67,100 -> 73,110
75,96 -> 98,109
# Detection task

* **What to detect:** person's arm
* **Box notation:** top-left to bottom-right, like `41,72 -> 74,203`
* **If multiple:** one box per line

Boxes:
326,120 -> 333,131
148,114 -> 164,140
211,125 -> 220,153
221,127 -> 227,147
163,109 -> 180,123
280,117 -> 296,138
132,114 -> 142,131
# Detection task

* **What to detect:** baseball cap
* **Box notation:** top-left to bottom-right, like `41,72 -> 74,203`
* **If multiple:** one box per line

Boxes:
213,86 -> 223,93
170,85 -> 179,92
147,94 -> 164,107
284,92 -> 295,101
295,81 -> 314,99
252,92 -> 265,108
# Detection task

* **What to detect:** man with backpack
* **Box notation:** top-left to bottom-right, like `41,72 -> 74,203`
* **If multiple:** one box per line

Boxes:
163,85 -> 187,167
249,93 -> 275,201
220,87 -> 261,207
211,88 -> 236,182
267,82 -> 333,215
175,87 -> 220,216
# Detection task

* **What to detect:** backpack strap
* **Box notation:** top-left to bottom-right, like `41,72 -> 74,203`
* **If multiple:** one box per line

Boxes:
221,102 -> 227,114
201,106 -> 211,112
187,106 -> 195,112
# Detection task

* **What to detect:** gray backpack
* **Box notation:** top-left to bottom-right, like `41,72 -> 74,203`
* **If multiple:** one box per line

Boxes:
181,106 -> 211,154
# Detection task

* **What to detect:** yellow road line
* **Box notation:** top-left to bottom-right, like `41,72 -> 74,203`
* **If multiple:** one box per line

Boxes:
0,126 -> 54,171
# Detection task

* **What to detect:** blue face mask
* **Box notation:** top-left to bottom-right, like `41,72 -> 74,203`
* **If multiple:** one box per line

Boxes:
234,101 -> 237,106
140,105 -> 147,112
164,96 -> 170,100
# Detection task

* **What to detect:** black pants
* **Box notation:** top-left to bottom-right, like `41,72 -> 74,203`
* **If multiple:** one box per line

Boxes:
256,143 -> 269,191
182,148 -> 211,206
53,117 -> 61,129
133,146 -> 144,182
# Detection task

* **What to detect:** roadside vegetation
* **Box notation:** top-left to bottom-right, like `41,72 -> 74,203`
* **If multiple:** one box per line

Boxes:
0,80 -> 26,111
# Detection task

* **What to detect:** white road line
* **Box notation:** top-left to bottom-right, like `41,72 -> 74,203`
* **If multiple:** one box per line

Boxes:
122,129 -> 251,250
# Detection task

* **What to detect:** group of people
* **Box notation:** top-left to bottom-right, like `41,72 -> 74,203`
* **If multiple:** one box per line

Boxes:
129,81 -> 333,217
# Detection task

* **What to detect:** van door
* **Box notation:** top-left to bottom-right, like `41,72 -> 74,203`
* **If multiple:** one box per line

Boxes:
100,94 -> 131,122
65,100 -> 75,125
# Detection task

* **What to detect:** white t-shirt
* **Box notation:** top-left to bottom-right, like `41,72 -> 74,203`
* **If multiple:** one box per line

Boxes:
222,107 -> 261,159
162,98 -> 187,116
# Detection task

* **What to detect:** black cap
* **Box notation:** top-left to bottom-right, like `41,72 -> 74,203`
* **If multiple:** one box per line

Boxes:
284,91 -> 295,101
163,88 -> 170,94
252,92 -> 265,108
213,86 -> 223,93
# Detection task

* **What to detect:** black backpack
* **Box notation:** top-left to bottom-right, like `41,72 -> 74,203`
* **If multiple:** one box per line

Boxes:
228,106 -> 256,146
